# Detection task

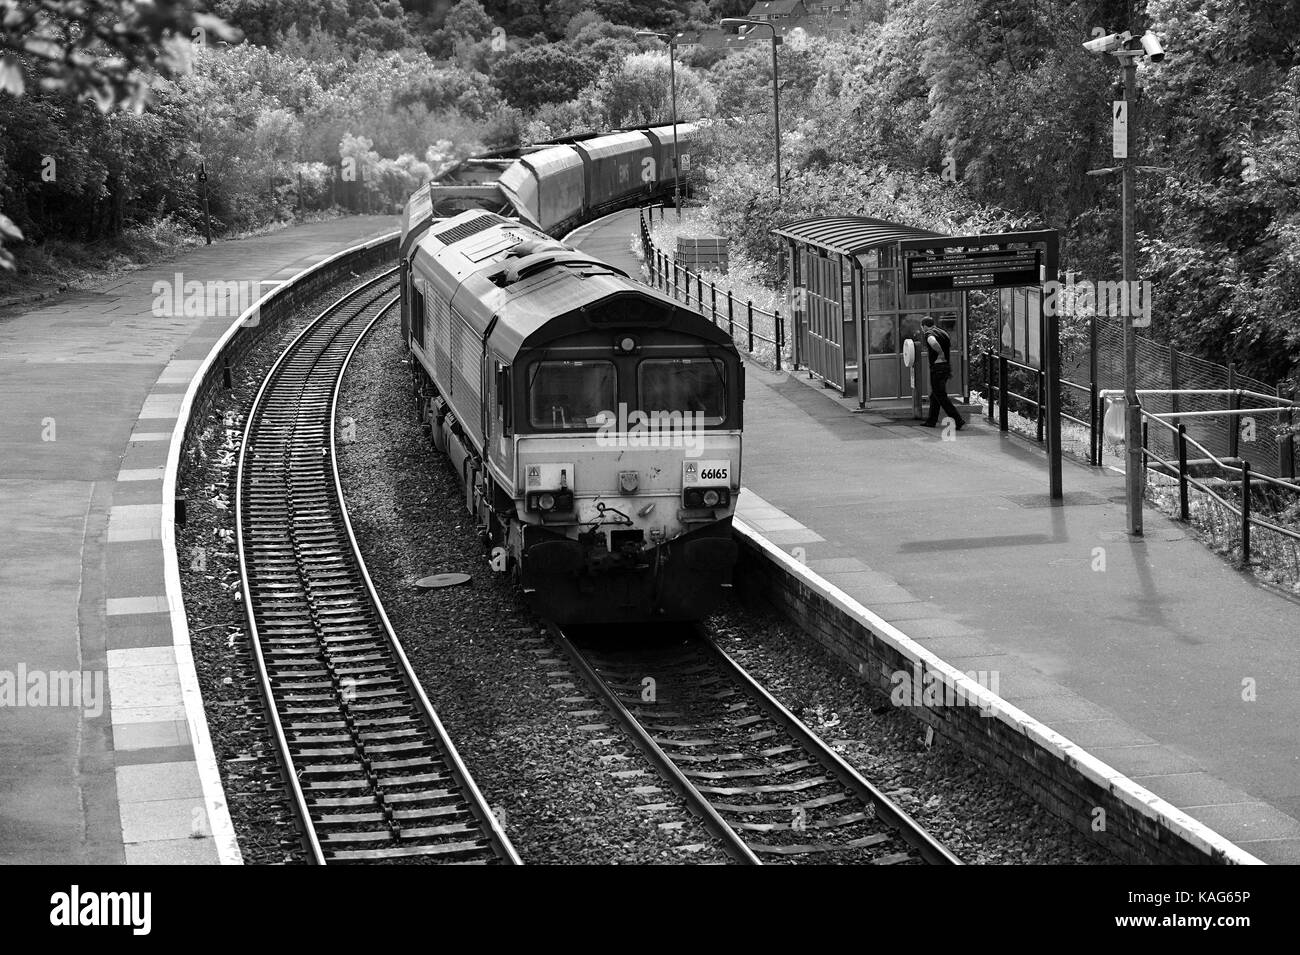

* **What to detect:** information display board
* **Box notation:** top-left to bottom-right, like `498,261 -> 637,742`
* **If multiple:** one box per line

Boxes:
898,230 -> 1059,297
903,247 -> 1042,293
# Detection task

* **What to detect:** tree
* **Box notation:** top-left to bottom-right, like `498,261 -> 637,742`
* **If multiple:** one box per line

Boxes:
0,0 -> 236,268
591,50 -> 715,127
494,45 -> 597,111
1,0 -> 237,107
545,0 -> 595,38
707,0 -> 751,21
445,0 -> 495,41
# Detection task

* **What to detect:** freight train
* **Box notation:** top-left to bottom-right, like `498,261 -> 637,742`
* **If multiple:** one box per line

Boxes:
411,123 -> 698,231
398,125 -> 744,625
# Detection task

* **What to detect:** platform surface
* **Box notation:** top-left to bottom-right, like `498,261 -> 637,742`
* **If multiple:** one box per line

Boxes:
0,214 -> 398,864
570,209 -> 1300,864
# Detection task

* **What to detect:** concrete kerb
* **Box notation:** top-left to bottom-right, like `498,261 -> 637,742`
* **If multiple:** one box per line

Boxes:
161,230 -> 401,865
732,512 -> 1263,865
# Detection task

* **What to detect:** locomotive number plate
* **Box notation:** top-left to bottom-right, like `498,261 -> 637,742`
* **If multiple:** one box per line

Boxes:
683,460 -> 730,485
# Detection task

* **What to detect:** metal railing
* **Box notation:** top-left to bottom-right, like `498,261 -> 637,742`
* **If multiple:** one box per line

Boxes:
984,349 -> 1300,582
638,207 -> 787,371
1138,406 -> 1300,579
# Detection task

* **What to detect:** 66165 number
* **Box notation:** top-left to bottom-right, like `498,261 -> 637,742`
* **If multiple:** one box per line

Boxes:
701,468 -> 728,481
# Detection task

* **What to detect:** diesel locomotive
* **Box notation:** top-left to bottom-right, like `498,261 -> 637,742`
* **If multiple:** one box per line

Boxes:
398,203 -> 742,625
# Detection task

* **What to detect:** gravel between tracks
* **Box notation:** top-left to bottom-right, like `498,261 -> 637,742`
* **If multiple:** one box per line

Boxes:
335,310 -> 731,864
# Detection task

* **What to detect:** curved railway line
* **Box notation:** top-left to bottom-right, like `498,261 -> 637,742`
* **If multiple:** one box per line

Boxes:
555,626 -> 962,865
234,270 -> 519,864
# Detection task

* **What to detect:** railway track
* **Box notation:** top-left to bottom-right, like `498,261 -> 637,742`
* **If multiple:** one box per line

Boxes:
234,271 -> 519,864
555,626 -> 961,865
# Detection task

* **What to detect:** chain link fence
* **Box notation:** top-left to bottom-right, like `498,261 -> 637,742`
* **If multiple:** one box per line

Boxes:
984,315 -> 1298,479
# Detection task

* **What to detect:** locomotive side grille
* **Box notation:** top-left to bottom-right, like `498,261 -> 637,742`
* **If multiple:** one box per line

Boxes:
432,214 -> 505,246
432,290 -> 452,390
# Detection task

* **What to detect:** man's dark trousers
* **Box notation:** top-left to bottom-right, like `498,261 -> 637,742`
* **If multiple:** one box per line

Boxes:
926,363 -> 964,426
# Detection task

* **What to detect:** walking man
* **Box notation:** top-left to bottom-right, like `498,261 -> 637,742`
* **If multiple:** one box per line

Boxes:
919,317 -> 965,430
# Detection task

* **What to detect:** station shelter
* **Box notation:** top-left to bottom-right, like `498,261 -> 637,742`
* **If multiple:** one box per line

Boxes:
774,216 -> 969,408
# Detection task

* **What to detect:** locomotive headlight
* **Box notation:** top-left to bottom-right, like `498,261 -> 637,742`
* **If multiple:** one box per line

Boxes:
527,489 -> 573,513
682,487 -> 730,509
614,334 -> 638,354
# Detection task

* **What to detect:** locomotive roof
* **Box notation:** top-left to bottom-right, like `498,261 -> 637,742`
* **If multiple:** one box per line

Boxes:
412,211 -> 734,361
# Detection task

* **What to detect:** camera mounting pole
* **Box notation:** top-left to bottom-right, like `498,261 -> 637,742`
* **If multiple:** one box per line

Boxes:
1086,28 -> 1167,536
1117,47 -> 1144,536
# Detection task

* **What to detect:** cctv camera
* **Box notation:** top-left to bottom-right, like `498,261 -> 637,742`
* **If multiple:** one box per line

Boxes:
1140,31 -> 1164,61
1081,30 -> 1131,54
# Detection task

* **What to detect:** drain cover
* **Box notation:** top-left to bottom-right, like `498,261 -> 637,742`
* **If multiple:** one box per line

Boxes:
416,573 -> 471,590
1003,491 -> 1108,507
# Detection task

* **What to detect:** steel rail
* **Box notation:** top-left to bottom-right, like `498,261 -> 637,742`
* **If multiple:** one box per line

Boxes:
235,270 -> 398,864
554,624 -> 961,865
699,631 -> 962,865
234,270 -> 518,864
550,625 -> 762,864
328,297 -> 520,864
1145,409 -> 1300,495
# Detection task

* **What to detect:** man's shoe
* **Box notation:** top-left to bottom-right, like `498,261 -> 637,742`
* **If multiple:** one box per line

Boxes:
955,418 -> 966,431
919,421 -> 937,428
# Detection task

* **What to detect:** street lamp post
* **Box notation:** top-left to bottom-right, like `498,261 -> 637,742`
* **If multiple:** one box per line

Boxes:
720,18 -> 782,197
1118,49 -> 1143,535
636,31 -> 682,218
1084,29 -> 1166,536
722,17 -> 786,354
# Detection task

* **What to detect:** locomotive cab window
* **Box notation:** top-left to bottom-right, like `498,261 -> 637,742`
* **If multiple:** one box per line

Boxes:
638,358 -> 727,426
528,360 -> 616,430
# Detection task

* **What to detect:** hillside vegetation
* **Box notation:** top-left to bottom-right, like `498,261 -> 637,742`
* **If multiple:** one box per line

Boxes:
2,0 -> 1297,385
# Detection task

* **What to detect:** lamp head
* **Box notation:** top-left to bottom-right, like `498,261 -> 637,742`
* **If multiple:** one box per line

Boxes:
1139,31 -> 1165,61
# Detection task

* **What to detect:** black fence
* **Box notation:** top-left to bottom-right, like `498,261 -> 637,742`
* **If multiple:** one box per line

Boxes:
638,208 -> 787,371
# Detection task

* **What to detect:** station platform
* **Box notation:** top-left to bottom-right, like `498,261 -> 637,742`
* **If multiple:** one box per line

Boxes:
0,214 -> 399,864
570,209 -> 1300,864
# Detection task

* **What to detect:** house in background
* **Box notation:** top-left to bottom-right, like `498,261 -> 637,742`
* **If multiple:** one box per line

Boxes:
681,0 -> 875,48
745,0 -> 810,21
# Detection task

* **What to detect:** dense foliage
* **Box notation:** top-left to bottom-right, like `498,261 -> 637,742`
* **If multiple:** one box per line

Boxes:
2,0 -> 1298,384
